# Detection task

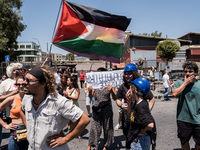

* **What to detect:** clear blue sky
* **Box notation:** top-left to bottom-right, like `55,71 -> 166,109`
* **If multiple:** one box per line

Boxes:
17,0 -> 200,55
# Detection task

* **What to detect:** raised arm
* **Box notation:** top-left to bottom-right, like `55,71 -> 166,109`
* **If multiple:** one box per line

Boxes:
107,85 -> 116,100
172,75 -> 195,97
149,97 -> 155,111
0,96 -> 14,111
88,86 -> 95,99
0,89 -> 18,102
41,57 -> 51,67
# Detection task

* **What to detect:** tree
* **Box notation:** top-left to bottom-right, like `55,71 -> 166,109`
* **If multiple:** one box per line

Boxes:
66,53 -> 74,61
0,0 -> 26,62
156,39 -> 180,64
139,30 -> 162,37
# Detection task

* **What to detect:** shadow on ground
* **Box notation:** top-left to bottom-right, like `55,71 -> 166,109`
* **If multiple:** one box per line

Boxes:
97,135 -> 125,150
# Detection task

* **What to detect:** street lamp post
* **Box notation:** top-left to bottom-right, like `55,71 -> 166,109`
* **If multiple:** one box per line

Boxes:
33,38 -> 42,51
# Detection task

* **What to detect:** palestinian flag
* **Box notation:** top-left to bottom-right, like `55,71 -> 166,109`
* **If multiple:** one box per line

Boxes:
52,0 -> 131,63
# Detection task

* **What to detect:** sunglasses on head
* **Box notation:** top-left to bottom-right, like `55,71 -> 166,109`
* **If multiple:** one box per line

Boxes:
15,83 -> 28,87
184,71 -> 194,73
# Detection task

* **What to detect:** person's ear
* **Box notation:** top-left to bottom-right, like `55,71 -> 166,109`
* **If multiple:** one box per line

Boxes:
41,82 -> 46,88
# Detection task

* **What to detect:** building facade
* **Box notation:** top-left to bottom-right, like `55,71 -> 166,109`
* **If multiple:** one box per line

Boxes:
16,42 -> 41,62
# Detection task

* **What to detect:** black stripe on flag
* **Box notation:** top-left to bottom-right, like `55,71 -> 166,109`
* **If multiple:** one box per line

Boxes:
64,0 -> 131,31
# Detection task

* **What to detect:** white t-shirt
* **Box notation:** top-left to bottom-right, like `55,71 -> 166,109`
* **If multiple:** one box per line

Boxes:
0,78 -> 17,117
163,74 -> 169,88
54,73 -> 61,85
0,78 -> 16,96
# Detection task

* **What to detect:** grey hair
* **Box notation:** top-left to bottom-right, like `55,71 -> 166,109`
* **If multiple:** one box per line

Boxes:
6,63 -> 23,78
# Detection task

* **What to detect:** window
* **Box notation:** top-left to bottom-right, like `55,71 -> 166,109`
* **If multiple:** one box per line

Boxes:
21,51 -> 25,55
26,45 -> 31,48
26,51 -> 31,55
20,45 -> 25,48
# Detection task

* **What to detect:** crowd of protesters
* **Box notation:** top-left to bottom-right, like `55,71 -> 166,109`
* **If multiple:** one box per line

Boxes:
0,60 -> 199,150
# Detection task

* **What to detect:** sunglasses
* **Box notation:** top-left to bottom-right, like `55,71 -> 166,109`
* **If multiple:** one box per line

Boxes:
184,71 -> 194,73
124,72 -> 132,76
15,83 -> 28,87
16,68 -> 22,71
25,78 -> 39,83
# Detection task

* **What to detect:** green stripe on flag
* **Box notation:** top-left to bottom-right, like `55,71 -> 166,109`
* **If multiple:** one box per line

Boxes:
53,37 -> 123,58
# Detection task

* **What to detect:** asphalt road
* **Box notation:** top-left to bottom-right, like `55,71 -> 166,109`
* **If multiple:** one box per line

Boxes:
1,87 -> 196,150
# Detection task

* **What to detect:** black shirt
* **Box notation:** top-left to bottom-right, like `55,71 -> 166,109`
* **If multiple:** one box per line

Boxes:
72,70 -> 78,80
127,100 -> 154,143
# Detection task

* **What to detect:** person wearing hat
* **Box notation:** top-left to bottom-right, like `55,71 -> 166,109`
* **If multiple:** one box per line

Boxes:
20,66 -> 90,150
136,58 -> 145,77
115,63 -> 156,150
127,78 -> 154,150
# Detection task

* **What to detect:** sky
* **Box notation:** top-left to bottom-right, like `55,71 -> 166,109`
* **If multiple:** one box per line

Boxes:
17,0 -> 200,55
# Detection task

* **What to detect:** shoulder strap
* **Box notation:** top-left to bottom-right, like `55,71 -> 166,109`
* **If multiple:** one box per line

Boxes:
69,88 -> 76,96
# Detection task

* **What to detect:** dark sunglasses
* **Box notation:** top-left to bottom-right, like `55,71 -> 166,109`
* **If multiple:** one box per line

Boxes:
184,71 -> 194,73
16,68 -> 22,71
25,78 -> 39,83
124,72 -> 132,76
15,83 -> 28,87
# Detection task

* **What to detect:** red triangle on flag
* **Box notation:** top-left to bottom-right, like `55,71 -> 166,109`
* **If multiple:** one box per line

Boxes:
53,1 -> 88,43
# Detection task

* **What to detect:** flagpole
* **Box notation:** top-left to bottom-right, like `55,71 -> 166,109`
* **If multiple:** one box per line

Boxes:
49,0 -> 63,67
51,0 -> 63,44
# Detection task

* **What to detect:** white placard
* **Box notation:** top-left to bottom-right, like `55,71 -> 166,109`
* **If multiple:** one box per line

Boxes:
86,70 -> 124,89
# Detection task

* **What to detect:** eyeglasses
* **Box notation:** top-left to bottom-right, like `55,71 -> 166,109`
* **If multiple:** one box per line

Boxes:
25,78 -> 39,83
124,72 -> 132,76
16,68 -> 22,71
15,83 -> 28,87
184,70 -> 194,73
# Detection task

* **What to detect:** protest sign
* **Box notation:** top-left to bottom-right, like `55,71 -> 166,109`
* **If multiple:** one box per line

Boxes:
86,70 -> 124,89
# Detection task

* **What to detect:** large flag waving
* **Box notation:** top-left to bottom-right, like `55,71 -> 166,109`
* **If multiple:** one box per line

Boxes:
52,0 -> 131,63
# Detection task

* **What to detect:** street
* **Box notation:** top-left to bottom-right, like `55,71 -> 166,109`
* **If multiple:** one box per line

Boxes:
1,88 -> 196,150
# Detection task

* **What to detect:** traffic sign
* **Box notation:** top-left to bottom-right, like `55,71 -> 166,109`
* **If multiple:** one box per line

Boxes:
5,55 -> 9,62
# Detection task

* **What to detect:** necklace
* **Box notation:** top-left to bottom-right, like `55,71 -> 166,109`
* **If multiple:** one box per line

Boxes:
32,99 -> 43,105
32,94 -> 48,106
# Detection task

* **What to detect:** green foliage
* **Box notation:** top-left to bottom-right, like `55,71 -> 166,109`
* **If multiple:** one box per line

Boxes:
156,40 -> 180,61
139,30 -> 162,37
0,0 -> 26,62
66,53 -> 74,60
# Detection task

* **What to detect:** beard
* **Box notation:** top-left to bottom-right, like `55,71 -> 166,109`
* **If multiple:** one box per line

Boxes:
23,87 -> 34,95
